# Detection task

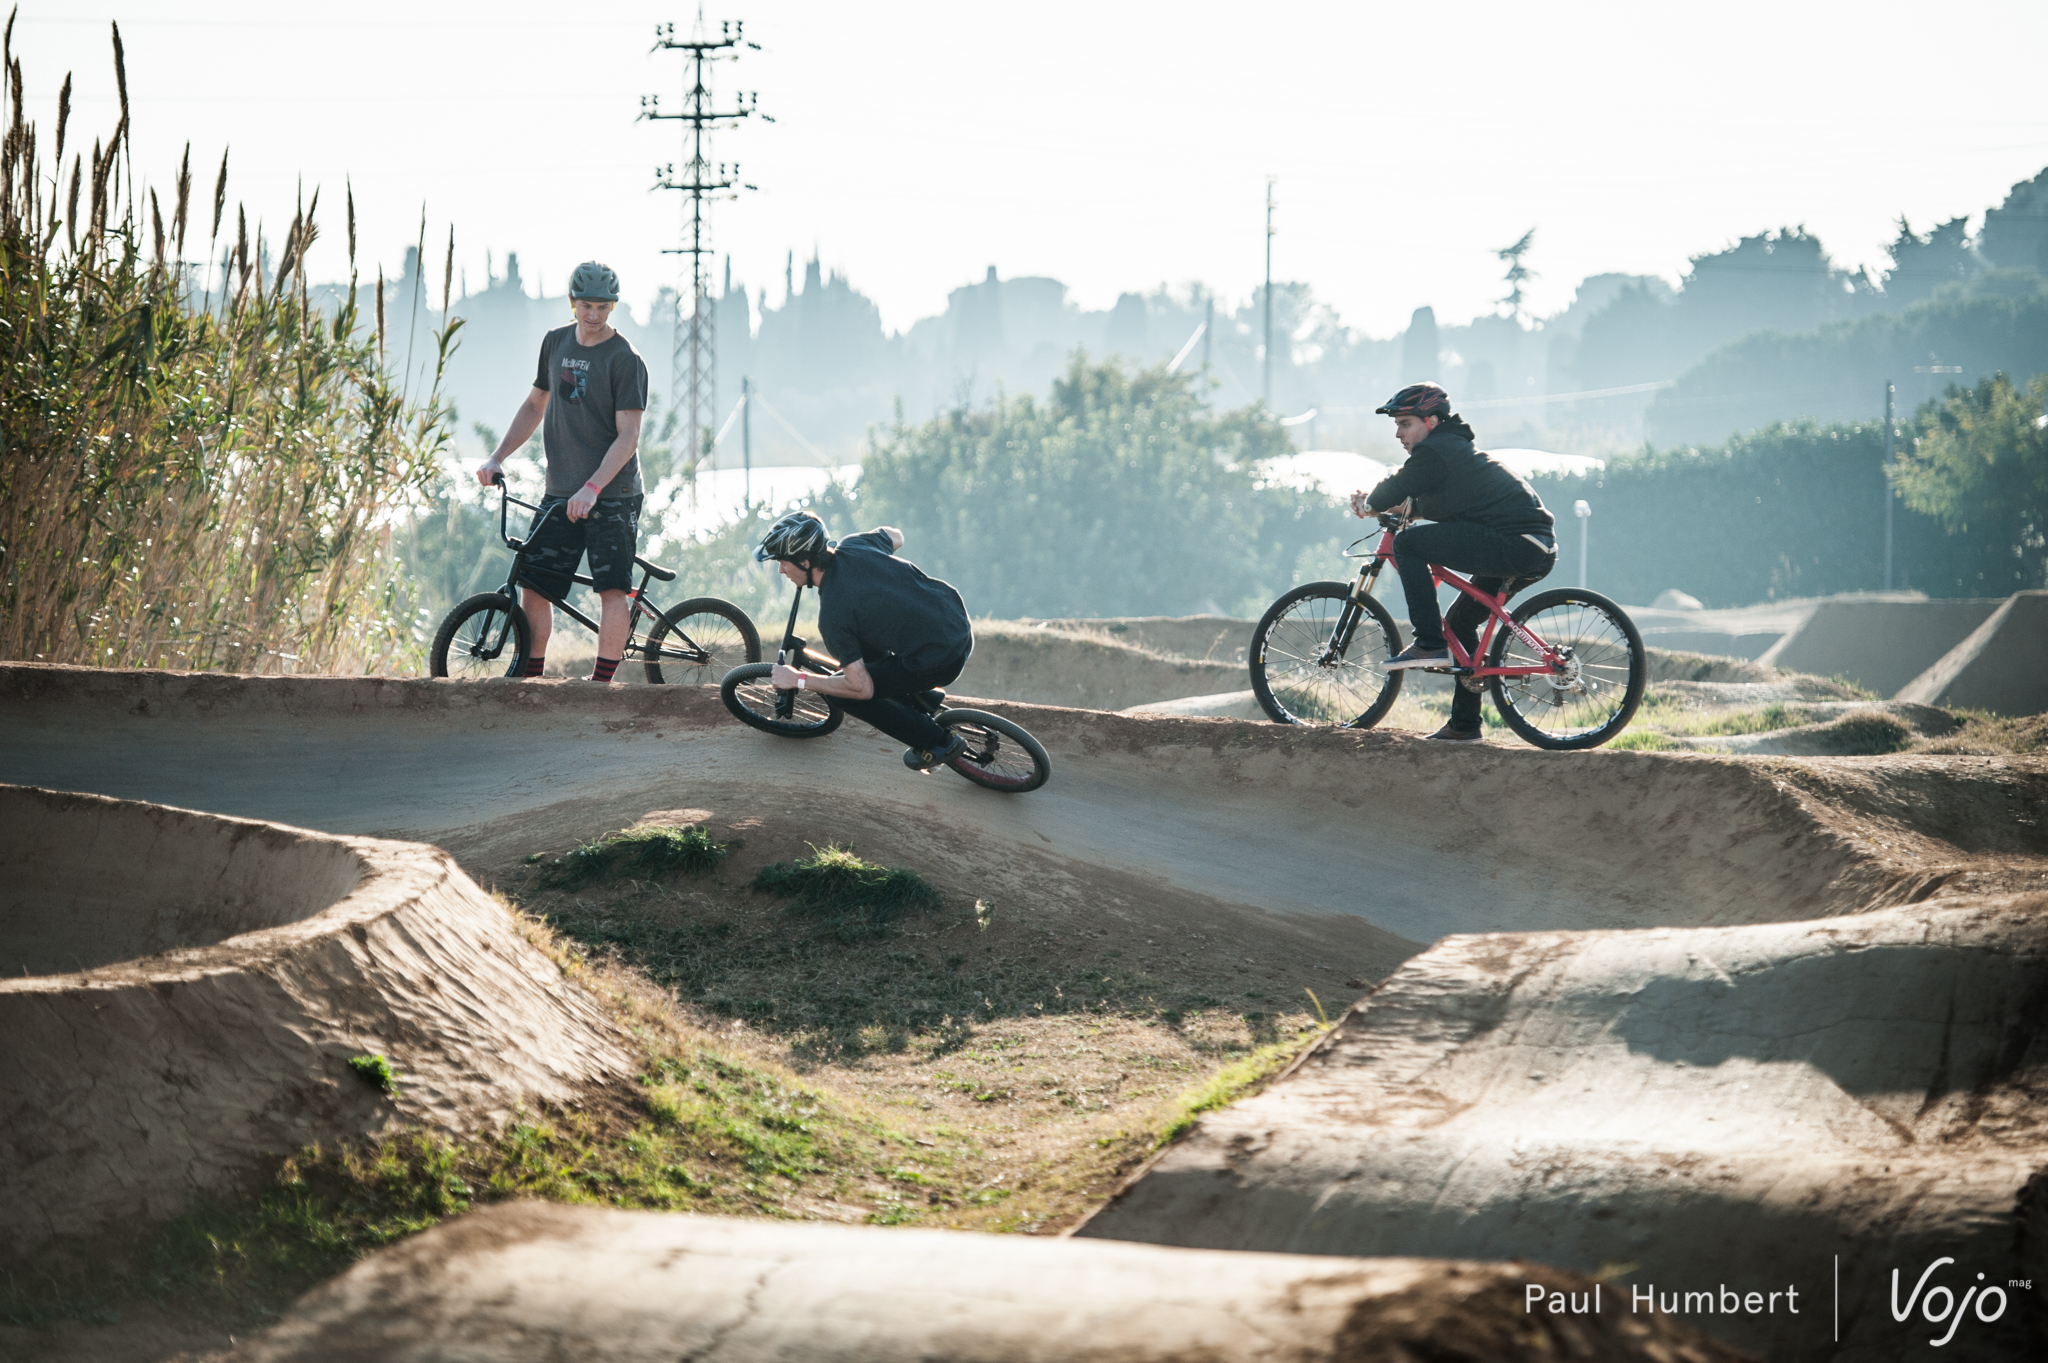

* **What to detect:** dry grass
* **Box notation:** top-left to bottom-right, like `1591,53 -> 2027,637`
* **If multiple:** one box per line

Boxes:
1,23 -> 452,674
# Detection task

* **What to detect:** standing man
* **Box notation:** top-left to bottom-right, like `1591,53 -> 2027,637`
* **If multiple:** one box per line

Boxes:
477,261 -> 650,683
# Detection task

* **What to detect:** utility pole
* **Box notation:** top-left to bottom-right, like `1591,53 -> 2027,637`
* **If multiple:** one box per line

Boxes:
1883,381 -> 1895,591
1263,178 -> 1275,408
642,18 -> 764,497
1574,500 -> 1592,589
742,375 -> 753,507
1202,295 -> 1213,377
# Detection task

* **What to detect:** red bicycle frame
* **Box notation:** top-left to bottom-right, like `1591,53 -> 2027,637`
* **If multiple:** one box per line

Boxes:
1359,523 -> 1565,677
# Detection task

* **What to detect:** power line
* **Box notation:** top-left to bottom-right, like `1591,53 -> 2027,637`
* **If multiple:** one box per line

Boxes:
642,16 -> 765,505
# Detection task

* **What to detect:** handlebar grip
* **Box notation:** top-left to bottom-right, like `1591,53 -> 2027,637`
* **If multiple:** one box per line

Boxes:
491,472 -> 505,487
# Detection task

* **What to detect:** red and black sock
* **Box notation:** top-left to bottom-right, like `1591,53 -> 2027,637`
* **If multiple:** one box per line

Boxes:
591,656 -> 621,683
520,655 -> 546,678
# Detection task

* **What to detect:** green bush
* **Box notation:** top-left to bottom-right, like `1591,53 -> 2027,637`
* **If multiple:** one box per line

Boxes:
815,356 -> 1347,618
540,825 -> 729,889
751,844 -> 941,943
1529,415 -> 2028,606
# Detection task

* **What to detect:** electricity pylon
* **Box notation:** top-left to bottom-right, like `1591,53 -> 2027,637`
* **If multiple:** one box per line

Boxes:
642,17 -> 765,495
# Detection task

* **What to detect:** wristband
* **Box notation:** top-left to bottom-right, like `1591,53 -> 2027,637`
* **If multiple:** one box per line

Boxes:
796,676 -> 806,690
582,480 -> 601,494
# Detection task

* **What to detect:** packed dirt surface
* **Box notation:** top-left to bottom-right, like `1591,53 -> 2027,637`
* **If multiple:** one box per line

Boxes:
4,663 -> 2001,949
228,1201 -> 1746,1363
7,655 -> 2048,1361
1898,590 -> 2048,716
0,785 -> 633,1251
1757,596 -> 2003,696
954,621 -> 1247,710
1080,891 -> 2048,1359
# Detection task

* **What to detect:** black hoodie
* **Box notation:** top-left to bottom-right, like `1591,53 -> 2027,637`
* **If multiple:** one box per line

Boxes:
1365,417 -> 1555,537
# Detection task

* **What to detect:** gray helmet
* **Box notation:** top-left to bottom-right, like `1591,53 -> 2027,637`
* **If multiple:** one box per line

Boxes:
755,510 -> 832,565
568,260 -> 620,302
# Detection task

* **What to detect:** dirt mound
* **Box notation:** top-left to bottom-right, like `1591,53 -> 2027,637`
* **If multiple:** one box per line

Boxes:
230,1201 -> 1745,1363
1119,688 -> 1267,720
1755,596 -> 2002,697
0,784 -> 633,1251
1,664 -> 1982,952
1897,591 -> 2048,716
1078,892 -> 2048,1359
1677,703 -> 1958,756
1020,614 -> 1255,663
956,622 -> 1245,709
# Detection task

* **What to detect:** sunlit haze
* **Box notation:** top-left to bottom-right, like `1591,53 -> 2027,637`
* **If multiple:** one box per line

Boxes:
12,0 -> 2048,336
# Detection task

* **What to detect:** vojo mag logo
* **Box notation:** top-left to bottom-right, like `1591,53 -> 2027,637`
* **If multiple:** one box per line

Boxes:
1889,1255 -> 2020,1349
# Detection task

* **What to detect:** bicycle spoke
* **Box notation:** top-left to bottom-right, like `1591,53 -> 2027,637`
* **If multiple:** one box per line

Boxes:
1494,598 -> 1638,740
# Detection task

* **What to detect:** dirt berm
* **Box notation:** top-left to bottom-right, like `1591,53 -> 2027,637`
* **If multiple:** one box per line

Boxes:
227,1201 -> 1744,1362
7,664 -> 2047,1360
1078,891 -> 2048,1359
0,784 -> 633,1251
1,663 -> 2010,949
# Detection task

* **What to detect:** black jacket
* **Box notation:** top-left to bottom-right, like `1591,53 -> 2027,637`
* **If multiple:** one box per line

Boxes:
1365,418 -> 1555,537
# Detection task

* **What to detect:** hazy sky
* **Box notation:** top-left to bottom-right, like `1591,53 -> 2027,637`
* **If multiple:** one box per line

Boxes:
11,1 -> 2048,339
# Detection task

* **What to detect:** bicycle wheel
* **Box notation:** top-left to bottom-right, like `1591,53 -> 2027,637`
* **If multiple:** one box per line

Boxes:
641,597 -> 760,684
1486,588 -> 1646,750
939,708 -> 1051,793
1249,582 -> 1405,727
430,592 -> 530,680
719,662 -> 844,738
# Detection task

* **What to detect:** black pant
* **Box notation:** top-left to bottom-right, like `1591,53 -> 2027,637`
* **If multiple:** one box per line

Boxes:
1392,522 -> 1556,729
837,650 -> 967,751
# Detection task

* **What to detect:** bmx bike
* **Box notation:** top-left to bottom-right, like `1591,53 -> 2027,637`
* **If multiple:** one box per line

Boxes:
428,476 -> 761,683
1248,511 -> 1646,750
718,585 -> 1052,793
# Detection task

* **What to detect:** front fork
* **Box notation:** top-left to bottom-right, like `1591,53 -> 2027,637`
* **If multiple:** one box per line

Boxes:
1321,561 -> 1388,664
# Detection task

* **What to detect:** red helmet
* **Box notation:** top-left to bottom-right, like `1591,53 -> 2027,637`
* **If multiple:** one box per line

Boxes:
1374,383 -> 1451,419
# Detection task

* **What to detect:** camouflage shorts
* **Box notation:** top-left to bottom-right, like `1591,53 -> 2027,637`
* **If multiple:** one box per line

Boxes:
517,495 -> 642,599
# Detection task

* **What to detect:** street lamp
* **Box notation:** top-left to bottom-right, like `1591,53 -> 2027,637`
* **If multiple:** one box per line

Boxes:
1574,500 -> 1591,589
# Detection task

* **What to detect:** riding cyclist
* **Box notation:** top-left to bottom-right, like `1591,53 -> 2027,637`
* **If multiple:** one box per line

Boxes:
476,260 -> 651,684
756,511 -> 977,770
1349,382 -> 1557,743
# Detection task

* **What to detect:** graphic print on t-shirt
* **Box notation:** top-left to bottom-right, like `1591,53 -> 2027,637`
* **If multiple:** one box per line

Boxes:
557,356 -> 590,405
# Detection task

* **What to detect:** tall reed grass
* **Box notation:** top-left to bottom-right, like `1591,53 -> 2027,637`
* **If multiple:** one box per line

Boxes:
0,17 -> 456,673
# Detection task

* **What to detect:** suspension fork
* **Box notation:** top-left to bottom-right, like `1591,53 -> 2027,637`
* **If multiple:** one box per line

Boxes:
1324,559 -> 1389,661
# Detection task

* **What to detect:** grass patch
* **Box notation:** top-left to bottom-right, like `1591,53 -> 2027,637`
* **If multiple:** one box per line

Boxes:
1682,702 -> 1805,737
1610,729 -> 1684,751
347,1053 -> 396,1093
751,844 -> 943,943
1917,710 -> 2048,756
540,824 -> 729,889
1803,711 -> 1915,755
1155,1028 -> 1327,1146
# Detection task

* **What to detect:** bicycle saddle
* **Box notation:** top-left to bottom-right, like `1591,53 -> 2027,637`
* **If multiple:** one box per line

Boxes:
912,688 -> 947,715
635,556 -> 676,583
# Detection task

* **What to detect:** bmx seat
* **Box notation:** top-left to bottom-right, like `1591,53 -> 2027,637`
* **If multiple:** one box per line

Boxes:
911,688 -> 947,715
636,558 -> 677,583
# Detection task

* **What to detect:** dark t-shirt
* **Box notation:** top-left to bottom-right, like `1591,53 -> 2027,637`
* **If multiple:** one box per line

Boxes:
533,325 -> 650,499
816,531 -> 974,674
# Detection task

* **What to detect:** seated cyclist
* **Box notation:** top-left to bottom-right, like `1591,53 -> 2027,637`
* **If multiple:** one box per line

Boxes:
1349,382 -> 1557,743
755,511 -> 976,771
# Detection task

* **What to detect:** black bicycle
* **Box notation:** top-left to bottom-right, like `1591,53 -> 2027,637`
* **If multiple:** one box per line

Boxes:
429,477 -> 761,683
718,585 -> 1051,793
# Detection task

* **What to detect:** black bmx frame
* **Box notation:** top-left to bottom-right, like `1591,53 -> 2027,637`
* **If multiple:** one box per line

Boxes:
763,582 -> 943,721
479,476 -> 715,667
